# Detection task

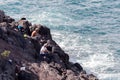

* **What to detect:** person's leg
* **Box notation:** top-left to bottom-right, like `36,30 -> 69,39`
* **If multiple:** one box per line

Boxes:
39,54 -> 45,61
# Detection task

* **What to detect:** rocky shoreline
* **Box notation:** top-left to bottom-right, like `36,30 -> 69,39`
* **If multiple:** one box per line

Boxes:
0,10 -> 98,80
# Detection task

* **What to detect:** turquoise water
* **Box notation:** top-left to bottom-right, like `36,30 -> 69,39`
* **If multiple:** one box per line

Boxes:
0,0 -> 120,79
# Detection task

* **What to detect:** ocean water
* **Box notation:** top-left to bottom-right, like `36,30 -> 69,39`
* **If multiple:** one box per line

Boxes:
0,0 -> 120,80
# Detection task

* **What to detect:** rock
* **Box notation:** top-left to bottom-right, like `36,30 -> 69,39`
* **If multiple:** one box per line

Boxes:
0,10 -> 14,23
30,38 -> 41,57
80,70 -> 88,80
88,74 -> 98,80
0,22 -> 8,27
0,10 -> 98,80
65,70 -> 80,80
17,70 -> 38,80
0,10 -> 5,23
9,21 -> 18,29
0,28 -> 3,38
74,63 -> 83,72
3,16 -> 15,23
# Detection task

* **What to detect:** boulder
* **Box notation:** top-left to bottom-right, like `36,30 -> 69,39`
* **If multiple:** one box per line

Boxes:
0,10 -> 14,23
3,16 -> 15,23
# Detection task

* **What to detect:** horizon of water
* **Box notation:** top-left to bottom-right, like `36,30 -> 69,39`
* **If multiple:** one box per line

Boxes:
0,0 -> 120,80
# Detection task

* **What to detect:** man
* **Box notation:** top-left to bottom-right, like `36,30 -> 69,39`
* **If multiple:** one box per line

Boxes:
31,28 -> 39,37
39,41 -> 53,62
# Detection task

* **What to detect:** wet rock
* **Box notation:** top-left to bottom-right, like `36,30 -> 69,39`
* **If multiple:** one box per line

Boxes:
74,63 -> 83,72
80,70 -> 88,80
88,74 -> 98,80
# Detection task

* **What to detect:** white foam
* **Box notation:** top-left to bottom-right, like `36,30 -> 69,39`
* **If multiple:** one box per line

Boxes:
52,29 -> 120,80
99,73 -> 120,80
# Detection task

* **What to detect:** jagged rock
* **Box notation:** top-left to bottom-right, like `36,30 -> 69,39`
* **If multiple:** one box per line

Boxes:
17,70 -> 38,80
3,16 -> 15,23
0,10 -> 5,23
0,27 -> 3,38
80,70 -> 88,80
88,74 -> 98,80
30,38 -> 41,57
0,10 -> 98,80
9,21 -> 18,29
0,10 -> 14,23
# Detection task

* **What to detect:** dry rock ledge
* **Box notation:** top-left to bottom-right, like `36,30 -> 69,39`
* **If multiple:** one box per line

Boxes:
0,10 -> 98,80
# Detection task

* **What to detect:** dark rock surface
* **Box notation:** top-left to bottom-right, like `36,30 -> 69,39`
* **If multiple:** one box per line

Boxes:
0,10 -> 98,80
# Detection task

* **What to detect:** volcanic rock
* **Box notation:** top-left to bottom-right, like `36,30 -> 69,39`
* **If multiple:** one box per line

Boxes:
0,10 -> 98,80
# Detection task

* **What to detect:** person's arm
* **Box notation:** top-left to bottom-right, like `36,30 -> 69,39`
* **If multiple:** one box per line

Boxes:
31,31 -> 36,37
40,44 -> 48,54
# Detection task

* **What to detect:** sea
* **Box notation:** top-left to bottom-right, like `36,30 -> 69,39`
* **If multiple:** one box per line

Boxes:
0,0 -> 120,80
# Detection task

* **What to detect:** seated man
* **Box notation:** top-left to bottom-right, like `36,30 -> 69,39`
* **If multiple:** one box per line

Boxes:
40,43 -> 52,54
31,28 -> 41,41
39,42 -> 53,62
31,28 -> 39,37
17,25 -> 24,32
17,17 -> 26,32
